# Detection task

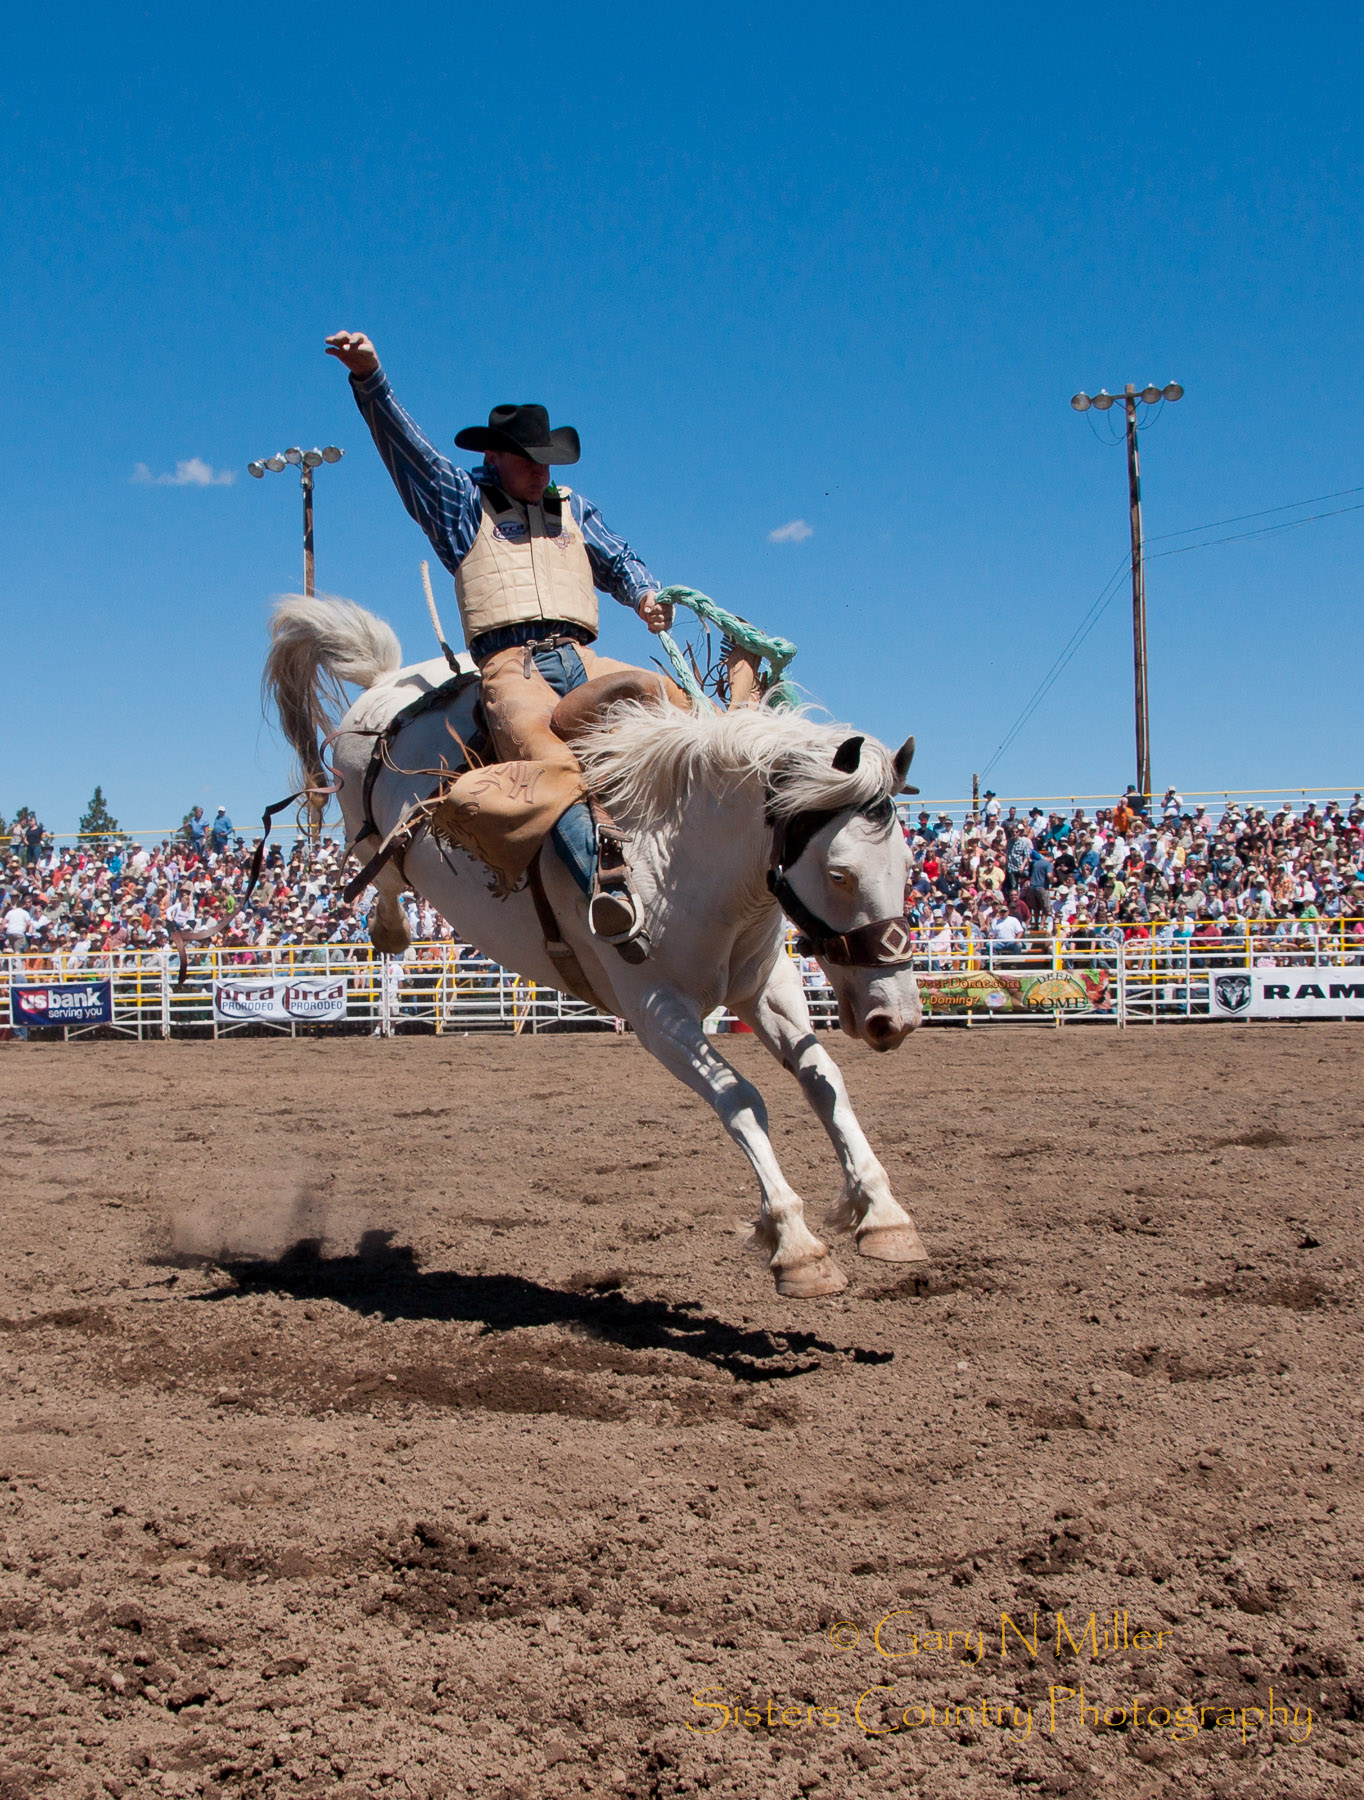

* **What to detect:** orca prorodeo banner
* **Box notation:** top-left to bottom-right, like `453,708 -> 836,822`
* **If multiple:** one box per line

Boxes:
212,975 -> 348,1023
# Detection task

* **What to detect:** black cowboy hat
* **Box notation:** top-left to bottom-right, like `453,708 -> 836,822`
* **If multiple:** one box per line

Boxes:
455,403 -> 581,466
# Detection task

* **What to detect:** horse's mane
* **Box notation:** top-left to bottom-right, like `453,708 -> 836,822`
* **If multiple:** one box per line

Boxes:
574,700 -> 898,826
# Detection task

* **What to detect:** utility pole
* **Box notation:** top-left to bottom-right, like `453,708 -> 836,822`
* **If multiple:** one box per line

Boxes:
302,461 -> 316,595
1124,387 -> 1149,805
1070,381 -> 1183,807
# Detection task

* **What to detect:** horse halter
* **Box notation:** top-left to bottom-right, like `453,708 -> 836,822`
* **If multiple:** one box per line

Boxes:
766,793 -> 916,969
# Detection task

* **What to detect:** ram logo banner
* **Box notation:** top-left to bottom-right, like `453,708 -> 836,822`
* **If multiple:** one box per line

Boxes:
213,976 -> 348,1023
1213,974 -> 1252,1015
1210,966 -> 1364,1019
11,981 -> 113,1026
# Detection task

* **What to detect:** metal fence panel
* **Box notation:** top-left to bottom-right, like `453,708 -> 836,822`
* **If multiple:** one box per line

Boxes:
3,923 -> 1362,1037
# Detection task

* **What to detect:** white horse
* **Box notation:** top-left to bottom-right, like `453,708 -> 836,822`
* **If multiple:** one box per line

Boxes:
265,595 -> 927,1298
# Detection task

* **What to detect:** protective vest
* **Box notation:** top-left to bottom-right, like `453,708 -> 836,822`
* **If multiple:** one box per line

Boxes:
454,485 -> 599,643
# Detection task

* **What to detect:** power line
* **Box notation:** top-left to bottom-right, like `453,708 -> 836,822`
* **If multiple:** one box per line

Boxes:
979,557 -> 1130,783
1147,499 -> 1364,560
1148,483 -> 1364,542
979,484 -> 1364,785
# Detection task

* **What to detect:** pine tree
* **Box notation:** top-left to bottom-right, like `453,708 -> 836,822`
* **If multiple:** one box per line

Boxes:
78,786 -> 123,845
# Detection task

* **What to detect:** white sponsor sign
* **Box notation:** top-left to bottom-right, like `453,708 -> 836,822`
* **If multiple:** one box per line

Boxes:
213,975 -> 348,1023
1210,966 -> 1364,1020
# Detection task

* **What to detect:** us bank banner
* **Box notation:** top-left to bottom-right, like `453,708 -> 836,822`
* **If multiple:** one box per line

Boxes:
917,969 -> 1112,1016
1210,967 -> 1364,1020
11,980 -> 113,1027
213,975 -> 348,1023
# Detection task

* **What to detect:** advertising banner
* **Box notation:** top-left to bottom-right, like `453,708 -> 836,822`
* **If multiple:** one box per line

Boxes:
212,975 -> 348,1023
11,980 -> 113,1027
917,968 -> 1111,1016
1210,967 -> 1364,1020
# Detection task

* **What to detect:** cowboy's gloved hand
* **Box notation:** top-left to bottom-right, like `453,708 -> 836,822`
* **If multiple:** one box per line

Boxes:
325,331 -> 381,378
638,593 -> 674,634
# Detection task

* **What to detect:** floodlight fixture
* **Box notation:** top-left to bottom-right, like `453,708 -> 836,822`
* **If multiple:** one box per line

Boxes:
1070,392 -> 1092,412
1091,390 -> 1115,411
1140,385 -> 1163,403
1162,382 -> 1184,402
247,439 -> 346,597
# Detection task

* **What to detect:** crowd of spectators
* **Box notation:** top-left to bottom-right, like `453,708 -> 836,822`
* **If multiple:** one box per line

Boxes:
1,810 -> 454,961
898,786 -> 1364,959
3,785 -> 1363,964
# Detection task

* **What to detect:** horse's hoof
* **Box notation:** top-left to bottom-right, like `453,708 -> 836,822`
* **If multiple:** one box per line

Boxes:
776,1256 -> 848,1299
370,926 -> 411,955
857,1225 -> 929,1263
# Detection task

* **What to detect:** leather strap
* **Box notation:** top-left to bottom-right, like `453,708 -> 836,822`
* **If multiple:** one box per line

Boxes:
587,794 -> 630,884
766,792 -> 915,970
244,787 -> 312,903
526,848 -> 612,1012
357,670 -> 478,842
766,867 -> 914,966
342,811 -> 422,906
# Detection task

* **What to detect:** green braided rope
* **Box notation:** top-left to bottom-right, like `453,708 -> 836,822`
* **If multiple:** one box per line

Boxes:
653,585 -> 800,711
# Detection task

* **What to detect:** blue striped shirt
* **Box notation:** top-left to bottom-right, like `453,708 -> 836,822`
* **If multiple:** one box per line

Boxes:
350,370 -> 658,616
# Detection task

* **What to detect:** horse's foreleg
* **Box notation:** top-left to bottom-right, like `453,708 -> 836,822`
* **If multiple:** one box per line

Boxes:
630,984 -> 847,1298
733,962 -> 929,1265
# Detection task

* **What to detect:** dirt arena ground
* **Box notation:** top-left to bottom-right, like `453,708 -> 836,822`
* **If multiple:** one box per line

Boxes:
0,1023 -> 1361,1800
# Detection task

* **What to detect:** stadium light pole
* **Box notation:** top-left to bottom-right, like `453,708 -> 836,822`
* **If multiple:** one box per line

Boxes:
247,445 -> 344,595
1070,382 -> 1183,805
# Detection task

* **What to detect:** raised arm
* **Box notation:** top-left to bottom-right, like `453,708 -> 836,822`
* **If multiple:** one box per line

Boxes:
324,331 -> 480,578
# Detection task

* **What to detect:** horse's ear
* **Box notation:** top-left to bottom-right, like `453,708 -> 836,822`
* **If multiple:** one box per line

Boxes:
832,735 -> 864,774
892,735 -> 918,794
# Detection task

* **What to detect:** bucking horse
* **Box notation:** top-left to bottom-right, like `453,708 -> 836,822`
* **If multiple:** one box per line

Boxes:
264,595 -> 927,1298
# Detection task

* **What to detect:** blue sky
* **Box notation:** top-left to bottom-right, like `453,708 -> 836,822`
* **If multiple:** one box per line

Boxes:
3,3 -> 1360,836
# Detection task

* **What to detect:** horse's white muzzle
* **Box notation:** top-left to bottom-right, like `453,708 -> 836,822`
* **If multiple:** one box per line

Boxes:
861,1008 -> 914,1051
834,971 -> 922,1051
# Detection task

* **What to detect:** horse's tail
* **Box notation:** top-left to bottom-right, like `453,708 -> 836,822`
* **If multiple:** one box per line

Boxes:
263,594 -> 403,792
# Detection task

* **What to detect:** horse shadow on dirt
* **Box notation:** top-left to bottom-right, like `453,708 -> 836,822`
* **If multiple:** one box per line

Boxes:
196,1231 -> 891,1385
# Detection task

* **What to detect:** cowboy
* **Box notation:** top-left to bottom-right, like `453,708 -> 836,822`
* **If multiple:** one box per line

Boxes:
326,329 -> 672,946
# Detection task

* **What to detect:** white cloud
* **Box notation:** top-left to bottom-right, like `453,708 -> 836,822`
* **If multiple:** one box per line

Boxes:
132,457 -> 236,487
768,518 -> 813,544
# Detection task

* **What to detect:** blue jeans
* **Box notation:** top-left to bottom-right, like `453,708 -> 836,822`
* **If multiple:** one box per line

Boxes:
524,643 -> 595,897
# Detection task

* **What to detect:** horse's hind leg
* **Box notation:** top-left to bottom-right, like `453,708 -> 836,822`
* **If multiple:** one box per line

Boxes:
365,859 -> 412,955
733,960 -> 929,1266
629,983 -> 847,1298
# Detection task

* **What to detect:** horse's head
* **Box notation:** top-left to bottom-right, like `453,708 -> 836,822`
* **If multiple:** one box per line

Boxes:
768,734 -> 921,1052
